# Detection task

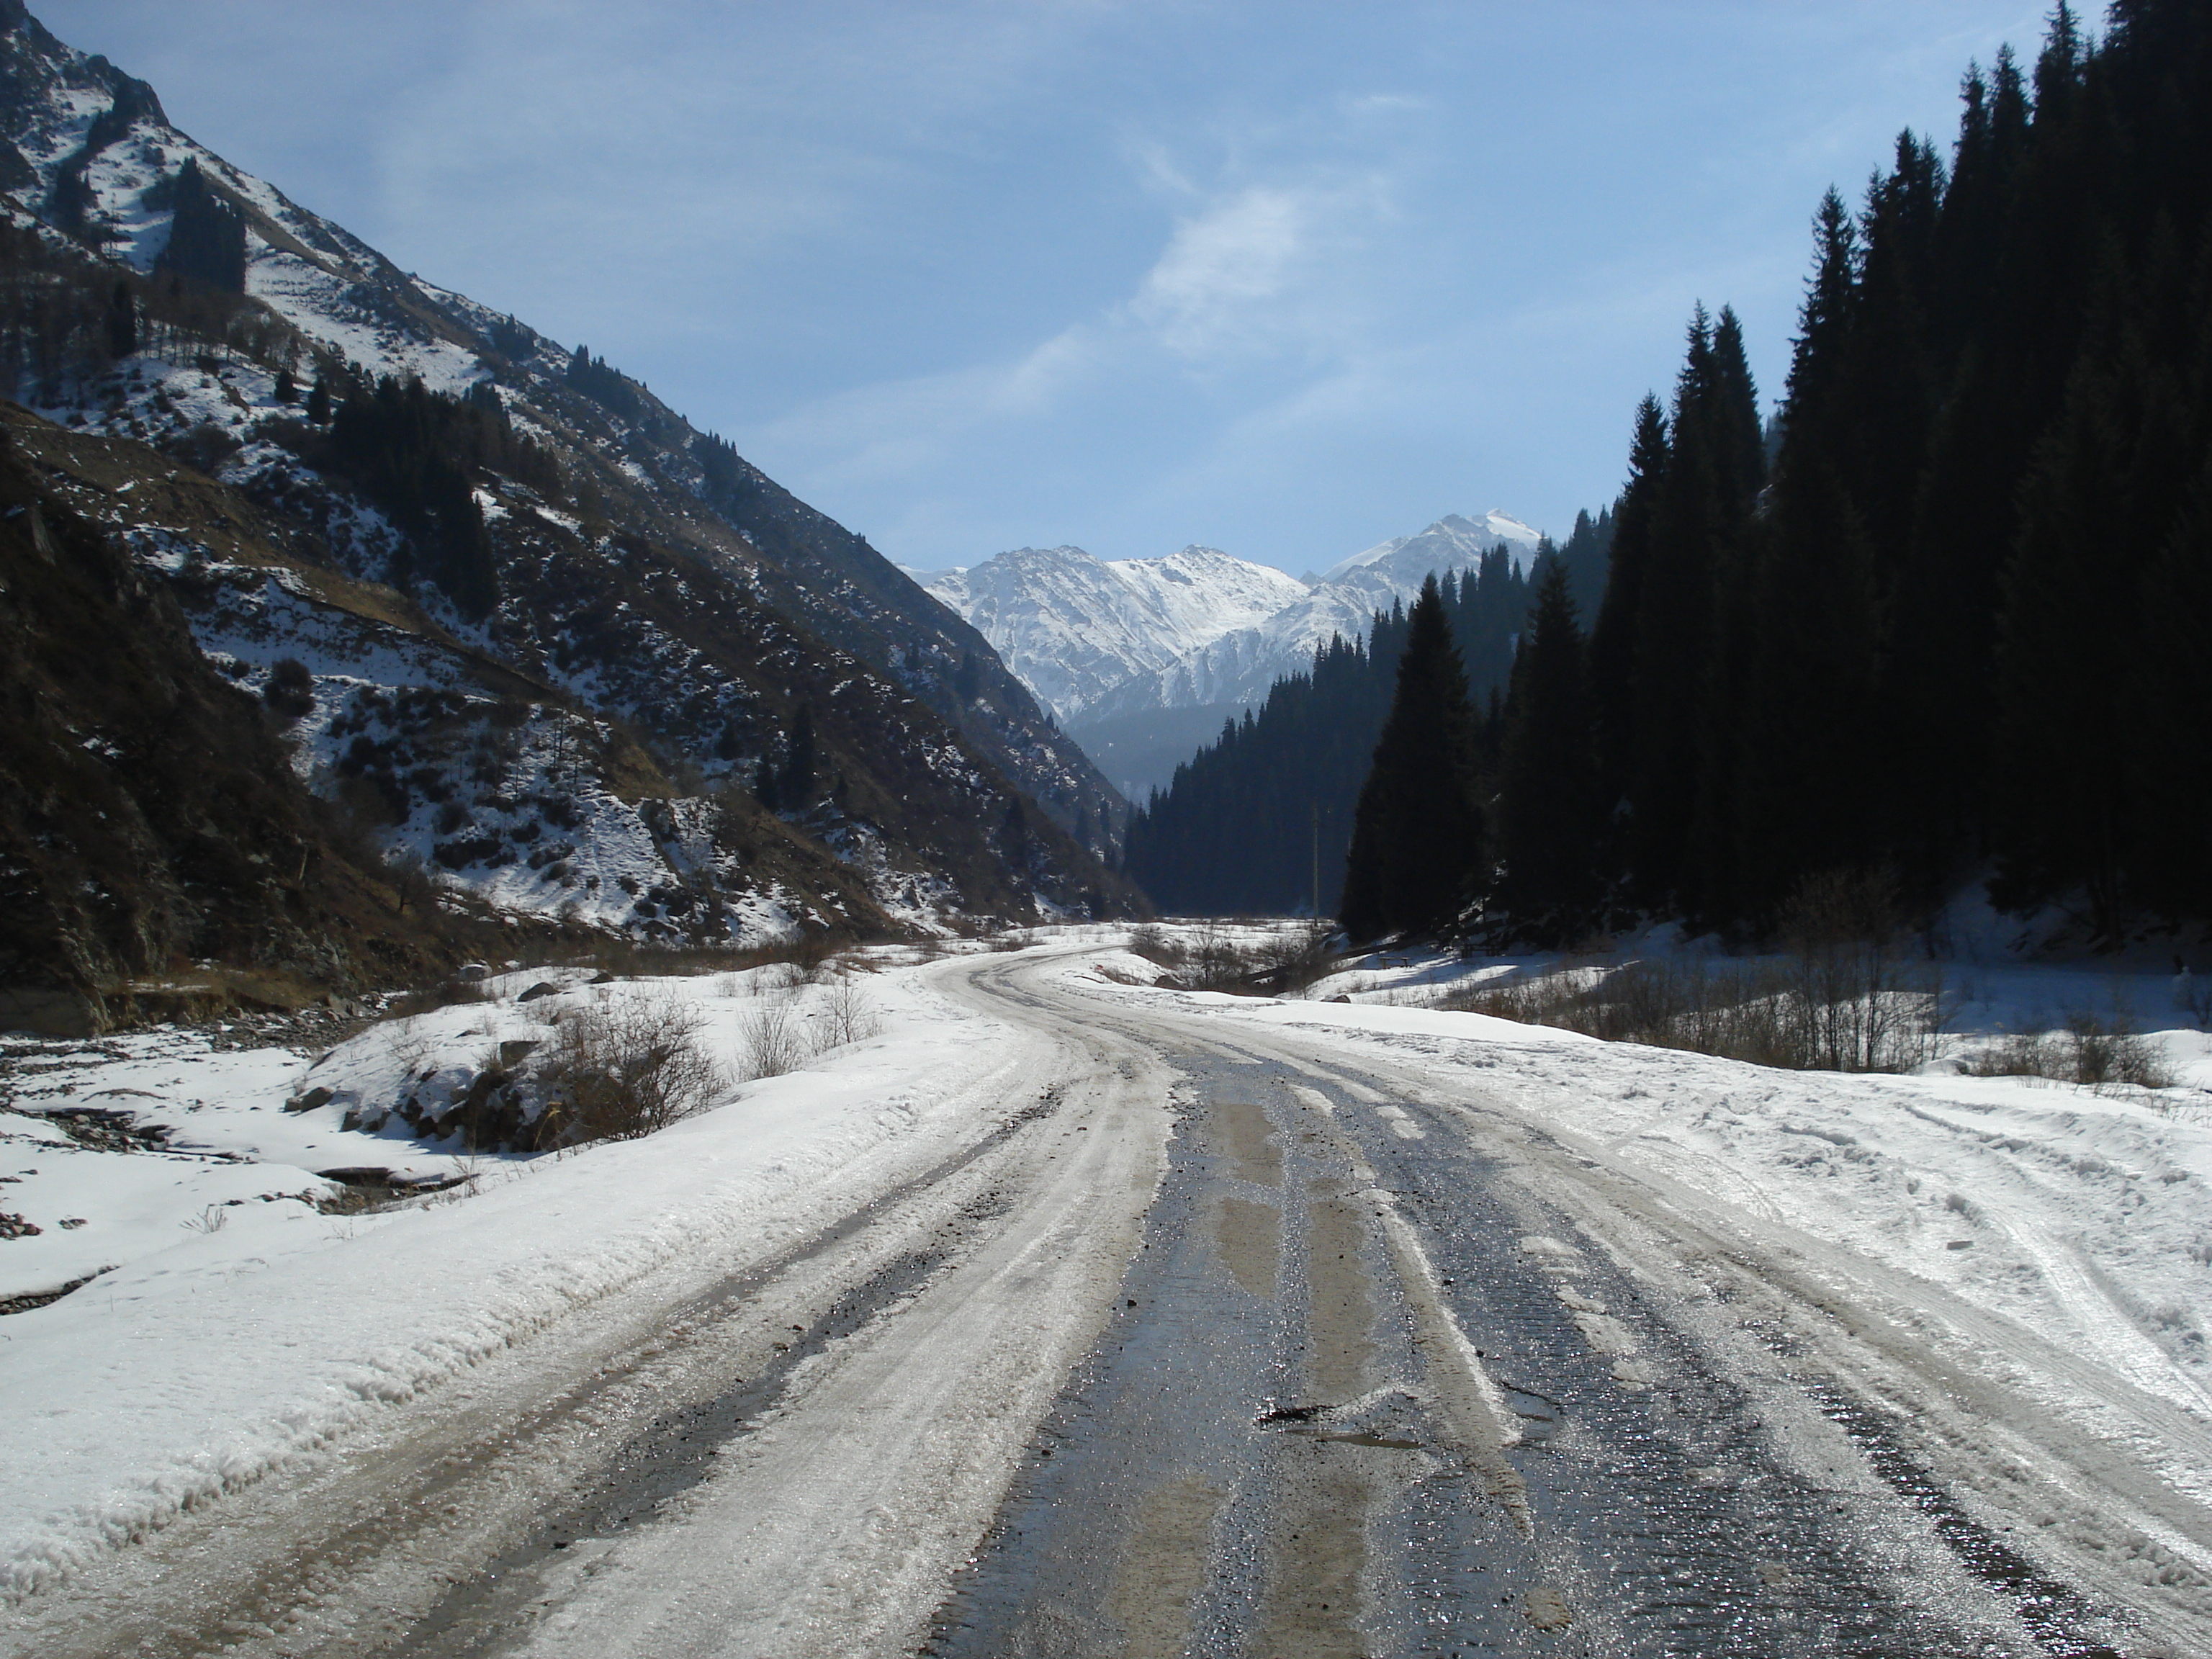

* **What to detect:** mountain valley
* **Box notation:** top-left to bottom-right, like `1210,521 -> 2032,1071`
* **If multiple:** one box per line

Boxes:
927,511 -> 1546,797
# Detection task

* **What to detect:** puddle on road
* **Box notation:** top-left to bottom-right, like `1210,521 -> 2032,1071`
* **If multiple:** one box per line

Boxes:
1107,1475 -> 1224,1659
1213,1098 -> 1282,1187
1305,1191 -> 1377,1406
1212,1196 -> 1280,1300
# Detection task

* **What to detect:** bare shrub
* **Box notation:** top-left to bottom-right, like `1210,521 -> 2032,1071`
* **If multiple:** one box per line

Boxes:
1128,923 -> 1174,966
738,997 -> 804,1080
792,931 -> 837,982
1967,1009 -> 2173,1091
2067,1012 -> 2172,1089
1446,943 -> 1944,1074
1256,920 -> 1340,994
817,971 -> 881,1051
533,994 -> 727,1143
1967,1031 -> 2063,1079
1123,921 -> 1301,994
1778,868 -> 1941,1073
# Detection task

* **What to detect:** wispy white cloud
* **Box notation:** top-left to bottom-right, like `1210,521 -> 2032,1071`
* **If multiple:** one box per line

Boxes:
1128,185 -> 1326,356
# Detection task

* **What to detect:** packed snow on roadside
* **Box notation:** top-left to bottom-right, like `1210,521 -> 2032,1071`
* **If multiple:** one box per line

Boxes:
0,951 -> 1017,1599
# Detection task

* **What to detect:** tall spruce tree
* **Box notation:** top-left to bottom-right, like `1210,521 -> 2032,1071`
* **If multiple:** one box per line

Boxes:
1492,559 -> 1604,944
1339,577 -> 1485,941
1729,192 -> 1881,929
1588,394 -> 1668,821
1619,305 -> 1763,917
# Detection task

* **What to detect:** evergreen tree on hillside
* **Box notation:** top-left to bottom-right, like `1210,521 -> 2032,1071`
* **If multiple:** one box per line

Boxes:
1588,395 -> 1668,819
1620,305 -> 1763,916
1123,552 -> 1532,917
1728,192 -> 1882,927
1491,559 -> 1604,944
778,703 -> 817,808
156,160 -> 247,294
1339,577 -> 1485,941
1555,505 -> 1615,619
2125,462 -> 2212,921
1137,1 -> 2212,943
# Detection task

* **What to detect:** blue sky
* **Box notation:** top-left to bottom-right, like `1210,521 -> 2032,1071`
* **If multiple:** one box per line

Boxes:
46,1 -> 2051,573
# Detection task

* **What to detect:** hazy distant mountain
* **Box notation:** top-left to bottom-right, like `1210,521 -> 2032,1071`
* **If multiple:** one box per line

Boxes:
923,513 -> 1545,800
1079,513 -> 1545,724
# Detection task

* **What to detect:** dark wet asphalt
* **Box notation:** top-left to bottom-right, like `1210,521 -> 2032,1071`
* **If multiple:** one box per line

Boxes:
925,1053 -> 2121,1659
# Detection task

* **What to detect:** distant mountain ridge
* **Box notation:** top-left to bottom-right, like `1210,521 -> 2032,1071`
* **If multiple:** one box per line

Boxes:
926,512 -> 1545,732
925,544 -> 1307,722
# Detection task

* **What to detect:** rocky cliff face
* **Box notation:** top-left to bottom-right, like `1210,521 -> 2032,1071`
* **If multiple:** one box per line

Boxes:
0,0 -> 1137,1007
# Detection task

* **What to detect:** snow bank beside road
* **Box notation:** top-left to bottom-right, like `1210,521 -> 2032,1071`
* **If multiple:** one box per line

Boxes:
0,960 -> 1017,1601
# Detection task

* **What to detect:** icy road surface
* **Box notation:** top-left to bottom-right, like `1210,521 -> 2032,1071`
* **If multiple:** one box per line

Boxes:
4,939 -> 2209,1657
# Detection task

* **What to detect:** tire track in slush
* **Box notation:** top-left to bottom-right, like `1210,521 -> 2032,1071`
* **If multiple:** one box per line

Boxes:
930,1026 -> 2082,1657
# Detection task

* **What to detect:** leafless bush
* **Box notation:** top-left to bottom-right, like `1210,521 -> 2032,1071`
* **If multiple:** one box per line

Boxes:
738,997 -> 805,1080
1128,922 -> 1174,965
1971,1012 -> 2172,1090
792,932 -> 838,981
532,994 -> 728,1143
817,971 -> 882,1051
1256,920 -> 1340,994
2069,1012 -> 2172,1089
1778,868 -> 1941,1073
1123,920 -> 1288,993
1445,945 -> 1944,1074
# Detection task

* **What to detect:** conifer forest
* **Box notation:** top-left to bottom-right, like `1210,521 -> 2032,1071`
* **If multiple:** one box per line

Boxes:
1129,1 -> 2212,950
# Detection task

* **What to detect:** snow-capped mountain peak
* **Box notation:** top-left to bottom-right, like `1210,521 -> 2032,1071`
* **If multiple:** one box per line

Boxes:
925,511 -> 1547,766
1318,511 -> 1542,585
926,544 -> 1306,721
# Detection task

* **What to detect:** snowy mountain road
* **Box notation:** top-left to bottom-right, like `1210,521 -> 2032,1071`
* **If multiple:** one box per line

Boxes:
927,953 -> 2205,1657
4,943 -> 2205,1658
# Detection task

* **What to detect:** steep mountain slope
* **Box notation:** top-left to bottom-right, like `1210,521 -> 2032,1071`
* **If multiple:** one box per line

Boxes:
924,544 -> 1305,721
0,405 -> 482,1033
0,0 -> 1136,968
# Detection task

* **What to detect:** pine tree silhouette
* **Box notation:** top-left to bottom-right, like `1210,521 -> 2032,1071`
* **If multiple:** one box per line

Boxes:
1340,577 -> 1485,941
1493,559 -> 1604,945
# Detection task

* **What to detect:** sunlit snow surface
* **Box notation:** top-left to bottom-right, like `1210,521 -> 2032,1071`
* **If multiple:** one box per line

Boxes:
1,930 -> 2208,1610
0,954 -> 993,1596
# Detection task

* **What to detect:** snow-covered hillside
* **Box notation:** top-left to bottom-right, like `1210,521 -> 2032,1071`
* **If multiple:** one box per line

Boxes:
930,513 -> 1544,731
925,545 -> 1306,721
0,2 -> 1133,972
